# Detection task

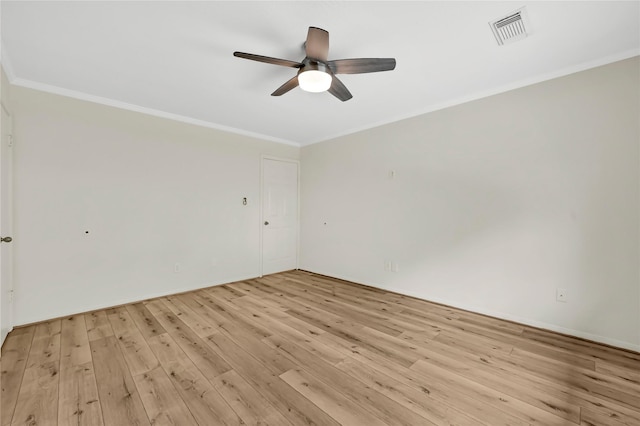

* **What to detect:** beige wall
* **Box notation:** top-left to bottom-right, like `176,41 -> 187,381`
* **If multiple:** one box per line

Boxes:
7,56 -> 640,350
10,86 -> 298,325
1,66 -> 10,108
301,57 -> 640,350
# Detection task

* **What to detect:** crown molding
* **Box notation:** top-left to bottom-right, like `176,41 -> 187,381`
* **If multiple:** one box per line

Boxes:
302,48 -> 640,146
5,46 -> 638,148
9,77 -> 301,147
3,25 -> 298,146
0,42 -> 17,82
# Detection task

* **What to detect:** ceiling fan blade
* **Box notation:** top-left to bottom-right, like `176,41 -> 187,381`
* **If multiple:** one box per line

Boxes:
233,52 -> 302,68
328,58 -> 396,74
328,75 -> 353,102
305,27 -> 329,61
271,76 -> 299,96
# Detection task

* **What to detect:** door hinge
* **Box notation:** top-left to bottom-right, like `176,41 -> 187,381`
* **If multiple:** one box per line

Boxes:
8,134 -> 14,148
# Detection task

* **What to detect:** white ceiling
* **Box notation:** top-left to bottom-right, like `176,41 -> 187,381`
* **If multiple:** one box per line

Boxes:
1,1 -> 639,146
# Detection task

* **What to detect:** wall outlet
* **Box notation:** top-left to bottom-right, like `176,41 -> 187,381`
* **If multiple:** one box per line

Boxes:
384,260 -> 392,271
174,263 -> 181,273
391,262 -> 399,273
556,287 -> 568,303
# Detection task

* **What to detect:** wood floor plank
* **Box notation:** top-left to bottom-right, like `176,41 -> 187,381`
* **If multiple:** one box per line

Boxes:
85,311 -> 114,342
176,291 -> 297,377
595,359 -> 640,387
411,358 -> 577,425
279,368 -> 388,426
241,299 -> 344,365
208,284 -> 247,302
106,307 -> 159,376
174,292 -> 228,329
145,298 -> 231,381
522,327 -> 640,366
57,361 -> 103,426
273,277 -> 436,335
3,270 -> 639,426
581,406 -> 639,426
228,281 -> 290,307
278,274 -> 402,313
133,366 -> 198,426
212,369 -> 293,426
89,336 -> 150,426
456,311 -> 525,335
11,321 -> 61,426
1,326 -> 35,426
401,329 -> 640,423
162,295 -> 218,338
316,330 -> 532,426
194,290 -> 273,340
125,303 -> 166,340
393,329 -> 583,423
57,315 -> 103,426
284,306 -> 419,368
237,278 -> 300,311
205,332 -> 341,426
509,347 -> 640,407
279,274 -> 425,320
198,294 -> 324,375
231,294 -> 291,320
264,334 -> 436,426
389,307 -> 451,335
241,283 -> 299,313
218,320 -> 297,376
513,338 -> 597,370
145,333 -> 242,426
398,306 -> 599,371
260,278 -> 404,337
334,356 -> 480,426
433,328 -> 514,356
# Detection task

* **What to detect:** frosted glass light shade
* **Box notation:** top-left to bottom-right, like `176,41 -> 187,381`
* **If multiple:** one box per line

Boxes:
298,70 -> 332,93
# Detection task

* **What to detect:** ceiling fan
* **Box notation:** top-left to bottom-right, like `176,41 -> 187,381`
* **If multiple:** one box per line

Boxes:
233,26 -> 396,102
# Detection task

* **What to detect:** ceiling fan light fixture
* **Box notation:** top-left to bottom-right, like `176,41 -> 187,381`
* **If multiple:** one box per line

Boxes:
298,70 -> 332,92
298,61 -> 332,92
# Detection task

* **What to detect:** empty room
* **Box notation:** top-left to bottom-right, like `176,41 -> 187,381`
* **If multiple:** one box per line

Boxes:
1,1 -> 639,425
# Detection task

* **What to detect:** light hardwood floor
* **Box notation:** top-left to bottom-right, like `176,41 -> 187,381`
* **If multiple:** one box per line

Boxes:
2,270 -> 639,425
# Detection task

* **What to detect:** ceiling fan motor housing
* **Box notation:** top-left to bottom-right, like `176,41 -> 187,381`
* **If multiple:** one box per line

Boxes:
299,59 -> 331,74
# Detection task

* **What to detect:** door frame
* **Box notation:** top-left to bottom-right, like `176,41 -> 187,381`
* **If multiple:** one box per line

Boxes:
259,155 -> 300,277
0,100 -> 14,347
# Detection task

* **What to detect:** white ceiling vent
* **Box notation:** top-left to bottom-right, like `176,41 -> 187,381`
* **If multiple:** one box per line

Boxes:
490,7 -> 530,46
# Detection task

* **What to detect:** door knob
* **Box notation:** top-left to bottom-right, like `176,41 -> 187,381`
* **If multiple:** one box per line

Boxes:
264,221 -> 269,225
1,236 -> 12,243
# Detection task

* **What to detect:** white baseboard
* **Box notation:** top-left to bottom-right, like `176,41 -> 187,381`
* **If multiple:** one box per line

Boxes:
302,268 -> 640,353
13,274 -> 259,328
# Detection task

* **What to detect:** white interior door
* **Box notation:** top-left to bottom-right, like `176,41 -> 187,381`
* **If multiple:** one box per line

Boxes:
262,158 -> 298,276
1,103 -> 14,346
